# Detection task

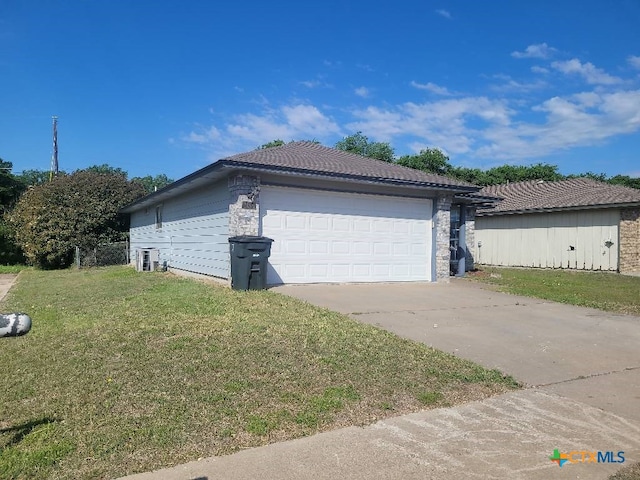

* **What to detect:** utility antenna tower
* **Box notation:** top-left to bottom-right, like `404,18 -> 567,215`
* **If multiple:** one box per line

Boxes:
50,115 -> 59,181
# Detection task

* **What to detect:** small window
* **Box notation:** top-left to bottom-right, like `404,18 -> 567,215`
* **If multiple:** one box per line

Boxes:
155,205 -> 163,229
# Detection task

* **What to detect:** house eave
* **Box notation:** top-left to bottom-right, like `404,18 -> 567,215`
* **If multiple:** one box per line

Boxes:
476,201 -> 640,217
227,162 -> 478,195
121,160 -> 478,213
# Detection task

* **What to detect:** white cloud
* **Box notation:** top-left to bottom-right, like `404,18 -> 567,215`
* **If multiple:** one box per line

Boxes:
478,89 -> 640,159
511,43 -> 557,59
182,104 -> 341,156
282,105 -> 341,137
551,58 -> 622,85
410,81 -> 453,96
301,80 -> 322,88
178,63 -> 640,169
435,9 -> 452,19
628,55 -> 640,69
531,66 -> 549,74
344,84 -> 640,162
354,86 -> 370,98
491,74 -> 546,92
347,97 -> 513,154
182,126 -> 221,144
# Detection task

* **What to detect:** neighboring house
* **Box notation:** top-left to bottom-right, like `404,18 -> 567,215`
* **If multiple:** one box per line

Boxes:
121,142 -> 478,285
474,178 -> 640,273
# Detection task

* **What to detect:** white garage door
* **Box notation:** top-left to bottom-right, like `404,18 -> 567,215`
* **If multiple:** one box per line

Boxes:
260,186 -> 432,284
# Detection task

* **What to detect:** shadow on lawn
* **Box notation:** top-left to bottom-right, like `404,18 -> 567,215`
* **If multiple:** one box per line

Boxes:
0,417 -> 58,450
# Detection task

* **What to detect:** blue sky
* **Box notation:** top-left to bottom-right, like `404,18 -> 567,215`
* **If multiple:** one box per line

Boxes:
1,0 -> 639,181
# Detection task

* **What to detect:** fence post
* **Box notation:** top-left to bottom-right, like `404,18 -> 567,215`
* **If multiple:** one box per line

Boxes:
75,246 -> 80,269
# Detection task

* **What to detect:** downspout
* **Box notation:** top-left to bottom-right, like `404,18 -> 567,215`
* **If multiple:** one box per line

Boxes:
457,204 -> 466,276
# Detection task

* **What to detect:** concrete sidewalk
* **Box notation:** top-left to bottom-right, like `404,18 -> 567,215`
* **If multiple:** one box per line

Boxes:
121,389 -> 640,480
0,274 -> 18,303
120,279 -> 640,480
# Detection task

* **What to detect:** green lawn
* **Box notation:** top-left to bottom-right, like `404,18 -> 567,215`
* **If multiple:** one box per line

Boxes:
468,267 -> 640,315
0,267 -> 518,480
0,265 -> 29,274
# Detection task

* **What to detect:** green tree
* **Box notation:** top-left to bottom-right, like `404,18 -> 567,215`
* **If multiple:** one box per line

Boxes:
131,174 -> 175,194
452,163 -> 563,186
335,132 -> 395,162
17,169 -> 66,187
397,148 -> 453,176
8,169 -> 146,269
0,159 -> 28,264
0,220 -> 25,265
84,164 -> 128,177
258,139 -> 286,149
608,175 -> 640,190
0,159 -> 26,213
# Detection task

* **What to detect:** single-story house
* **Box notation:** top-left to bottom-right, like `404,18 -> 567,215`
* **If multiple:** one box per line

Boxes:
473,178 -> 640,273
120,141 -> 479,285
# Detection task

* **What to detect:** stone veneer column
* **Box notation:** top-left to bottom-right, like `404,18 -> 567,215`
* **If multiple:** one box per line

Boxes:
465,206 -> 476,271
619,207 -> 640,273
228,174 -> 260,237
434,195 -> 453,283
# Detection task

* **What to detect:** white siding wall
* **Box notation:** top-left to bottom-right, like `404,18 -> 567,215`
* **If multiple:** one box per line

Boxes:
475,209 -> 620,271
130,182 -> 230,277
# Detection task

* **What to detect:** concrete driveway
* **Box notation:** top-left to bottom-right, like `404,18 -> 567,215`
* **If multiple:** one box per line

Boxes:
122,279 -> 640,480
273,280 -> 640,422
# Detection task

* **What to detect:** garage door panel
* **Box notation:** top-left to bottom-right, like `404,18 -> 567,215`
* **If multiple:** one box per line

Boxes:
394,222 -> 410,234
309,241 -> 329,254
331,264 -> 350,277
374,220 -> 393,233
354,220 -> 371,232
309,264 -> 329,277
285,215 -> 306,230
332,218 -> 350,231
261,187 -> 432,284
353,264 -> 371,277
332,242 -> 350,254
353,242 -> 371,255
310,216 -> 329,230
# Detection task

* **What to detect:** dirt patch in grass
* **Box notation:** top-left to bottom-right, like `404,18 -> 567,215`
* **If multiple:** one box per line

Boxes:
0,267 -> 519,479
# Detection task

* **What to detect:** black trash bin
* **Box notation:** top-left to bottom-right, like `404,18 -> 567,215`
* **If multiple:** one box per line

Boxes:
228,236 -> 274,291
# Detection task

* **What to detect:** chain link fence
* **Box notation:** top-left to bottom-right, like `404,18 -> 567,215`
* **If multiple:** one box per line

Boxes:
75,241 -> 129,268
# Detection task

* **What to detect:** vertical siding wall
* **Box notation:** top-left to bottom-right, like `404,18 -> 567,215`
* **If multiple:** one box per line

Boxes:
475,209 -> 619,271
130,182 -> 230,278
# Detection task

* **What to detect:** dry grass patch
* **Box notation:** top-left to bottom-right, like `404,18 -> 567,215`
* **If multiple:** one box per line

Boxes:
0,267 -> 518,479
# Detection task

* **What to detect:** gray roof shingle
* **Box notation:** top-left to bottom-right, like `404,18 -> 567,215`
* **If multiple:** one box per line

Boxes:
223,141 -> 476,189
121,141 -> 478,213
478,178 -> 640,215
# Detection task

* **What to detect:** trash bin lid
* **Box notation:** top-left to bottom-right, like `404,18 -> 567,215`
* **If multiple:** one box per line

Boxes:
228,235 -> 274,243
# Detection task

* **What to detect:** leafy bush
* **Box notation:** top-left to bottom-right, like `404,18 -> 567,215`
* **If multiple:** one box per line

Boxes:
0,220 -> 25,265
7,170 -> 146,269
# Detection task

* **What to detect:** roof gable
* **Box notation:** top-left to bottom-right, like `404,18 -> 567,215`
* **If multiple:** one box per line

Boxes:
478,178 -> 640,215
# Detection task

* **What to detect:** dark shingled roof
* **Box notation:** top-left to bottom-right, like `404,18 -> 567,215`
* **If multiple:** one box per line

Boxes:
121,141 -> 478,213
477,178 -> 640,215
223,141 -> 476,189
